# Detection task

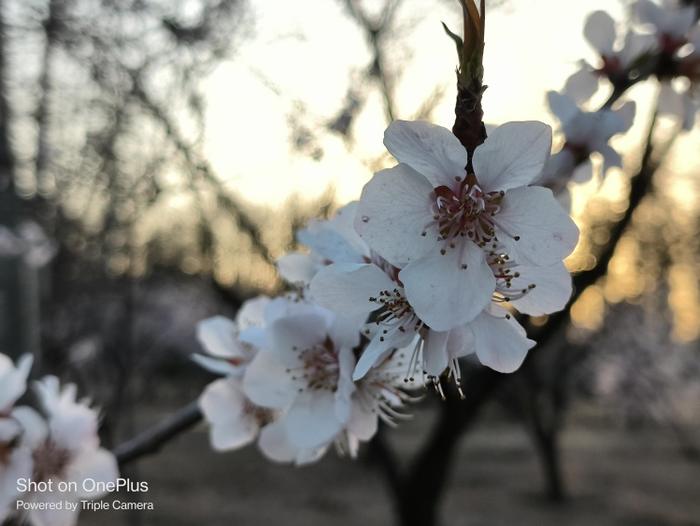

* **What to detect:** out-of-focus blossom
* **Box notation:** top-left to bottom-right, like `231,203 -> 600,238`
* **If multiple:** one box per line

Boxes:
276,201 -> 369,286
565,10 -> 655,103
632,0 -> 697,52
541,91 -> 636,195
15,377 -> 118,526
355,120 -> 578,332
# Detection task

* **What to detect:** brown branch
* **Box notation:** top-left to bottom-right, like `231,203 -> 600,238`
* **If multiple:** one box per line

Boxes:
114,401 -> 202,467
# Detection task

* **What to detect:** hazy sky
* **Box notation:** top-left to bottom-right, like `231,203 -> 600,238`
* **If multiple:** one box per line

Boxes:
201,0 -> 693,210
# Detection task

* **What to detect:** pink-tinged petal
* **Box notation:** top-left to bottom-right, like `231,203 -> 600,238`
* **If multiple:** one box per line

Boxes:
496,186 -> 579,265
547,91 -> 580,127
584,11 -> 617,55
383,120 -> 467,187
508,262 -> 573,316
355,164 -> 438,267
243,349 -> 298,410
310,263 -> 396,320
471,307 -> 535,373
353,327 -> 416,380
196,316 -> 243,359
199,378 -> 259,451
423,330 -> 449,376
285,389 -> 343,449
564,66 -> 600,104
400,241 -> 495,331
257,420 -> 297,463
277,253 -> 318,285
473,122 -> 553,192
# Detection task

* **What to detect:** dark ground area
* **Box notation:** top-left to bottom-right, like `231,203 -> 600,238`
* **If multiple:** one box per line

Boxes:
81,399 -> 700,526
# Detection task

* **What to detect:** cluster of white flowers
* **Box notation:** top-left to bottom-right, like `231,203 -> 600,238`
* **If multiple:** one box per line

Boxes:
196,118 -> 580,462
0,353 -> 118,526
542,0 -> 700,204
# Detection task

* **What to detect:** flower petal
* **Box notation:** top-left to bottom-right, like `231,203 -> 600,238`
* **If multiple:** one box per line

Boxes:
347,400 -> 378,441
353,327 -> 416,380
564,66 -> 600,104
471,307 -> 535,373
196,316 -> 243,359
547,91 -> 580,127
423,330 -> 450,376
508,262 -> 573,316
473,121 -> 552,192
310,263 -> 396,320
277,253 -> 319,285
400,241 -> 495,331
257,420 -> 297,463
285,389 -> 343,449
199,378 -> 259,451
355,164 -> 438,267
383,120 -> 467,187
495,186 -> 579,265
584,10 -> 616,55
243,349 -> 298,410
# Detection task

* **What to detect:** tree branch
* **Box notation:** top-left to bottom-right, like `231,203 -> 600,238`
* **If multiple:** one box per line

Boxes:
114,401 -> 202,468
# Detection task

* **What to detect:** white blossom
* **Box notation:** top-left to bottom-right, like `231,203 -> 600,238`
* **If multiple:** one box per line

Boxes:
354,120 -> 578,332
542,91 -> 636,190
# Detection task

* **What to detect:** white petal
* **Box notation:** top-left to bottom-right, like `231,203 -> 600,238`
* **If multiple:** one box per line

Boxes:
11,406 -> 47,448
383,120 -> 467,187
192,354 -> 241,376
353,327 -> 416,380
196,316 -> 244,359
0,354 -> 32,411
423,330 -> 450,376
401,241 -> 495,331
473,122 -> 553,192
199,378 -> 259,451
65,448 -> 119,498
309,263 -> 396,320
347,400 -> 378,441
298,212 -> 367,265
277,252 -> 319,285
268,314 -> 329,365
620,31 -> 655,67
547,91 -> 581,127
243,349 -> 298,410
508,262 -> 573,316
496,186 -> 580,265
471,308 -> 535,373
257,420 -> 297,463
355,164 -> 438,267
584,10 -> 617,55
446,325 -> 476,360
285,389 -> 342,449
633,0 -> 664,28
564,67 -> 600,104
236,295 -> 270,330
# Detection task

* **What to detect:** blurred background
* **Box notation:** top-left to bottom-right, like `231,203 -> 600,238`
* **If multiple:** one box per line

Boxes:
0,0 -> 698,525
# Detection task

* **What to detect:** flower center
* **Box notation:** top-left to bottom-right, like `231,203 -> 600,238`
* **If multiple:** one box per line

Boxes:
369,288 -> 422,336
288,337 -> 340,392
32,440 -> 71,482
429,182 -> 506,248
243,399 -> 276,426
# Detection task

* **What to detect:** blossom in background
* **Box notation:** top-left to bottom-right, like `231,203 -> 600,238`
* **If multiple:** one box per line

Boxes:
354,120 -> 578,332
632,0 -> 697,52
276,201 -> 369,287
192,295 -> 270,376
565,10 -> 655,103
541,91 -> 636,193
0,354 -> 41,524
7,376 -> 119,526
